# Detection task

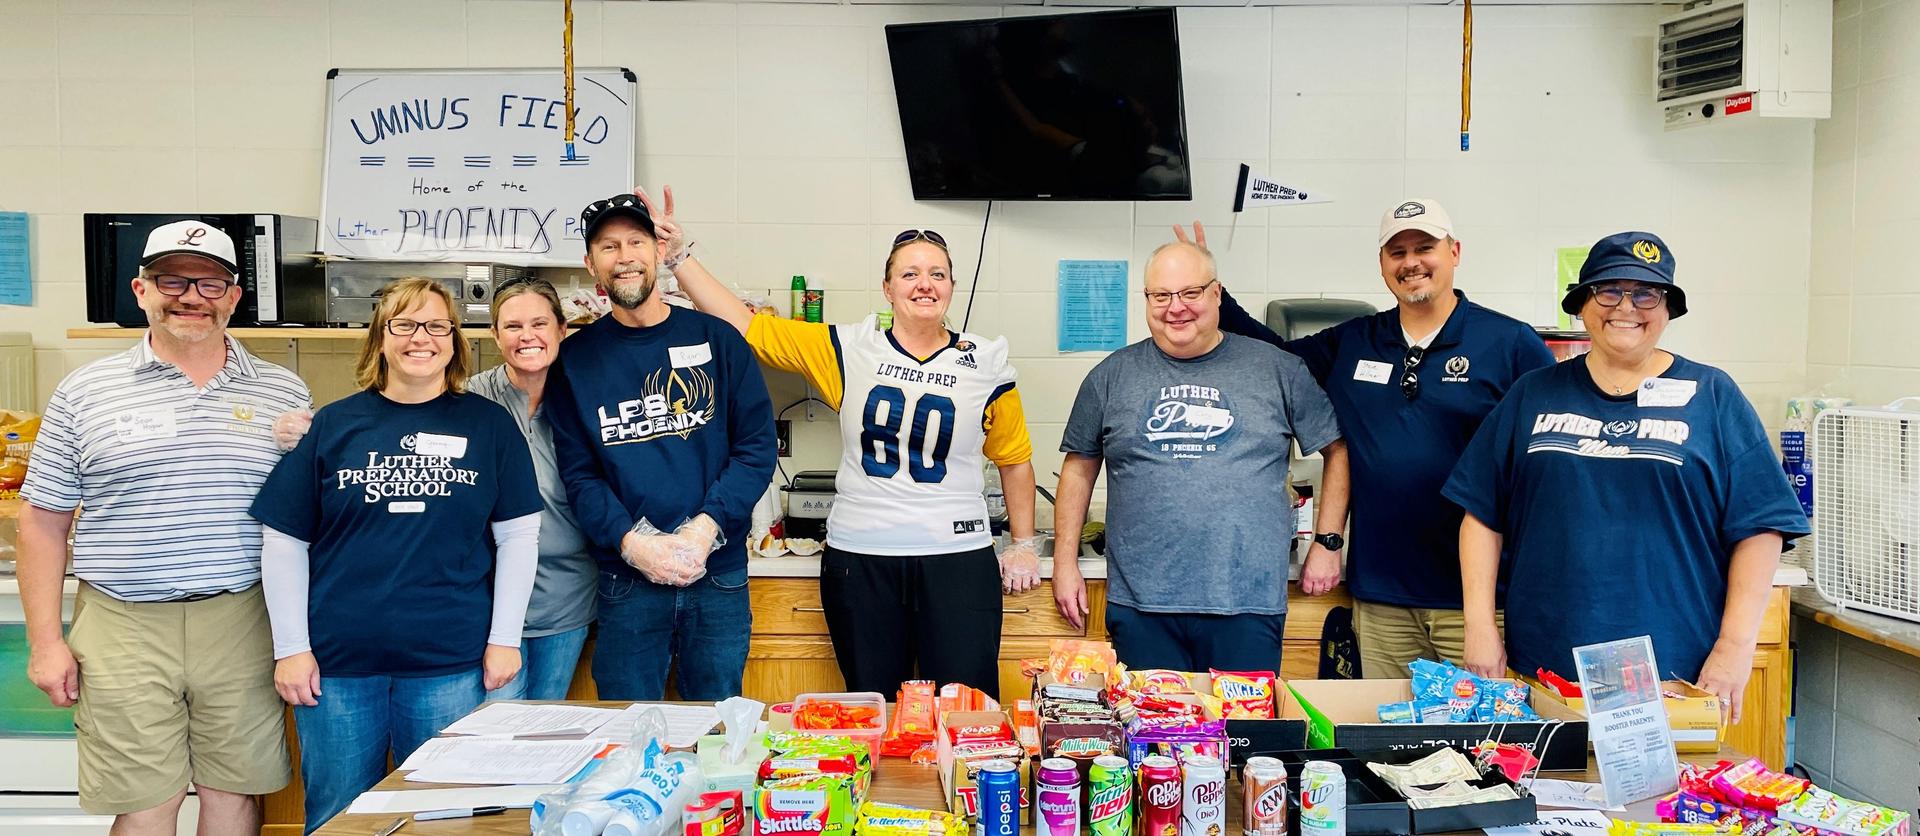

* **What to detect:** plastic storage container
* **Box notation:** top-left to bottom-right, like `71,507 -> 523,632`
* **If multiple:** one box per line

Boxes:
789,691 -> 887,760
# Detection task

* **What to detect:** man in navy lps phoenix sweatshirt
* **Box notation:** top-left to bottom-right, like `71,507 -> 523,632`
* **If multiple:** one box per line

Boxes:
546,191 -> 776,701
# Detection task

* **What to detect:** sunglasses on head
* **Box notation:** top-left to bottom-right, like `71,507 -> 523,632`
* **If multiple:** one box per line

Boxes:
892,229 -> 948,249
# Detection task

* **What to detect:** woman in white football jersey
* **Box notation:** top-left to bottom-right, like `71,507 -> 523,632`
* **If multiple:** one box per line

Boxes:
645,186 -> 1041,694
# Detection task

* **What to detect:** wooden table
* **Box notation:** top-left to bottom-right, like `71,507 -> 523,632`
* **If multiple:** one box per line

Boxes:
315,702 -> 1749,835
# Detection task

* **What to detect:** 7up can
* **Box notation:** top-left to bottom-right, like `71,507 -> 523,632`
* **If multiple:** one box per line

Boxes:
1088,755 -> 1133,836
1299,761 -> 1348,836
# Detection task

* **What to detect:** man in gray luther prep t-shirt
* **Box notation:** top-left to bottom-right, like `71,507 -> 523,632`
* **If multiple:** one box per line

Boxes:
1049,240 -> 1350,674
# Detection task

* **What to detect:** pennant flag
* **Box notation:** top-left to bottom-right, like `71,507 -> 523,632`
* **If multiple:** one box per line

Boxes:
1232,163 -> 1330,211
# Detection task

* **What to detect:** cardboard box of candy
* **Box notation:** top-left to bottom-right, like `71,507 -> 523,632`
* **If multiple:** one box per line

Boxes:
1524,675 -> 1724,753
934,709 -> 1032,825
1286,679 -> 1589,771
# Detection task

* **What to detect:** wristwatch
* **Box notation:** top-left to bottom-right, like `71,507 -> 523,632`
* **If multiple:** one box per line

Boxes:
1313,532 -> 1345,551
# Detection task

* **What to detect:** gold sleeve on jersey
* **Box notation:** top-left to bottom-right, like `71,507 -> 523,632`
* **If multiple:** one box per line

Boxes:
745,315 -> 846,409
981,385 -> 1033,466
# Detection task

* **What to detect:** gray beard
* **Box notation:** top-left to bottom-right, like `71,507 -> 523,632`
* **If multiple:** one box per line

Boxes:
1401,290 -> 1433,304
607,276 -> 654,309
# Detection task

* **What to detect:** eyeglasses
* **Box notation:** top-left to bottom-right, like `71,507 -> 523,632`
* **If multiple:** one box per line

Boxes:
1590,284 -> 1668,310
386,318 -> 456,337
146,274 -> 236,298
892,229 -> 948,249
1400,345 -> 1426,400
1143,279 -> 1217,308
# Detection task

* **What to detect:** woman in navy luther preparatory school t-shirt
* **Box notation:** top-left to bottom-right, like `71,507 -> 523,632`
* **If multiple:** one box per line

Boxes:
1443,232 -> 1808,724
249,279 -> 544,832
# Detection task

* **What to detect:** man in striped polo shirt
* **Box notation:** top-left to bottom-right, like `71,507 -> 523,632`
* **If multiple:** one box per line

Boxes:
18,220 -> 310,834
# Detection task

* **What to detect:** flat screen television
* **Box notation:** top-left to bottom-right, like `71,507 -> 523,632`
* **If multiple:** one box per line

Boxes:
885,8 -> 1191,201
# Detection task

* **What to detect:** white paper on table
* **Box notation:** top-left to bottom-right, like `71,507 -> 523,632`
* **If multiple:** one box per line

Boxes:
1527,779 -> 1627,811
441,703 -> 625,738
1482,809 -> 1614,836
596,703 -> 722,748
404,738 -> 606,785
398,737 -> 464,771
346,784 -> 559,814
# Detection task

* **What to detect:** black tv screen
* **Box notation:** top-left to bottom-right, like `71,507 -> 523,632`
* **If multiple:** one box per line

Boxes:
885,8 -> 1191,201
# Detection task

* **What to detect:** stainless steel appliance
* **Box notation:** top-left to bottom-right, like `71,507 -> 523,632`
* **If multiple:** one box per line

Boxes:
83,213 -> 326,326
781,471 -> 836,541
323,262 -> 536,325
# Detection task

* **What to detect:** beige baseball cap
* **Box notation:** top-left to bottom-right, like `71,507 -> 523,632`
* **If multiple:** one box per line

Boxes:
141,219 -> 239,274
1377,199 -> 1454,247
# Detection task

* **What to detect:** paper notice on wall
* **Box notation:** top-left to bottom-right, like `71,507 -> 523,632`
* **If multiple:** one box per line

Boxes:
0,212 -> 30,306
1058,260 -> 1129,352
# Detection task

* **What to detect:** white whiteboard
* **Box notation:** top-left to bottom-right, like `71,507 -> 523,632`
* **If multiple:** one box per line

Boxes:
321,67 -> 636,267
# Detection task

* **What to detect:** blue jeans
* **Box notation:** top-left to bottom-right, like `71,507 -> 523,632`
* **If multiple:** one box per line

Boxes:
486,626 -> 590,701
292,670 -> 484,833
591,567 -> 751,701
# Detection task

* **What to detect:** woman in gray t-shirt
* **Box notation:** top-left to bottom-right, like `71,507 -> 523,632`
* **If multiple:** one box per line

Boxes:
466,278 -> 598,700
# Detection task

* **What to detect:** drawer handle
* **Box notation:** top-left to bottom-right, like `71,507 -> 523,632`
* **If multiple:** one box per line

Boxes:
793,606 -> 826,613
1002,608 -> 1030,614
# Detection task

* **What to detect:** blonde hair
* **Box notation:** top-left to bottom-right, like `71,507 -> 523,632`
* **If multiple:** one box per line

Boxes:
354,277 -> 472,393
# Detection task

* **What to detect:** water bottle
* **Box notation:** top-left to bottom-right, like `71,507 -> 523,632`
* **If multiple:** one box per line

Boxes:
984,464 -> 1007,535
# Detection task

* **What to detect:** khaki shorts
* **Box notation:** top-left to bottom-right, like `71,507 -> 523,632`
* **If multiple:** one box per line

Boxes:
1353,600 -> 1505,679
69,583 -> 290,815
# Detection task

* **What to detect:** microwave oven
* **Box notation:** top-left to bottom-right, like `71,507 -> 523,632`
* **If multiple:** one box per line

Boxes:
83,213 -> 327,327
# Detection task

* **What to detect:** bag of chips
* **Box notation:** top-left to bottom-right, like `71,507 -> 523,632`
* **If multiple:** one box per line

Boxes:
1209,670 -> 1277,719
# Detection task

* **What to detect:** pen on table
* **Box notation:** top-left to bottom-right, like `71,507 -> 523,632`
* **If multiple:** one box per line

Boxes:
415,806 -> 508,821
374,817 -> 406,836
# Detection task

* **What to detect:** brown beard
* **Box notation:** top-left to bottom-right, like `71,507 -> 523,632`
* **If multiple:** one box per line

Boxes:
604,272 -> 654,309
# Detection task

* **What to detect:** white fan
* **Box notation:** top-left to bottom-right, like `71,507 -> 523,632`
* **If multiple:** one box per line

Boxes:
1811,398 -> 1920,622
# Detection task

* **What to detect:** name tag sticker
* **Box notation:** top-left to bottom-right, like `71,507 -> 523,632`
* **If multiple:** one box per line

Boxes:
412,432 -> 468,458
1184,405 -> 1232,426
389,501 -> 426,514
1354,360 -> 1393,385
1638,378 -> 1697,408
115,408 -> 178,441
670,342 -> 713,369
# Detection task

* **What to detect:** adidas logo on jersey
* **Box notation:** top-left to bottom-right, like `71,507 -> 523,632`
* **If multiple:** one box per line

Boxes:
956,352 -> 978,370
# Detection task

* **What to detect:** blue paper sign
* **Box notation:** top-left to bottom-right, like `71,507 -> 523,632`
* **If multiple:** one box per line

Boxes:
1058,259 -> 1128,352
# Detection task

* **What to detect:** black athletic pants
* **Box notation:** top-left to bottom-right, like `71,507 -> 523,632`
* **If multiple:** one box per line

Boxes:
819,544 -> 1003,695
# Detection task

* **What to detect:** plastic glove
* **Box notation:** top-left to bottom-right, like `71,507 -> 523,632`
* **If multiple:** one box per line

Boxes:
272,409 -> 312,452
622,518 -> 706,587
999,536 -> 1042,594
674,514 -> 723,554
632,185 -> 690,266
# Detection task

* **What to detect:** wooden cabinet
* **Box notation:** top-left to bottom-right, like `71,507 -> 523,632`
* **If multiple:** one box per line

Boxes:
744,576 -> 1349,704
1724,588 -> 1793,769
743,577 -> 849,702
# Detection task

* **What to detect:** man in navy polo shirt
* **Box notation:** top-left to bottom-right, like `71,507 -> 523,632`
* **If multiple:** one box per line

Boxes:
1202,199 -> 1556,678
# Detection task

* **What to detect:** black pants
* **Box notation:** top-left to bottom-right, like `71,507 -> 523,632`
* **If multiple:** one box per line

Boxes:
819,545 -> 1003,695
1106,602 -> 1288,673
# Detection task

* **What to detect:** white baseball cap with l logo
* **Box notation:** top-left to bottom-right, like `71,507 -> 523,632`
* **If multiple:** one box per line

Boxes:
1377,199 -> 1455,248
141,220 -> 239,274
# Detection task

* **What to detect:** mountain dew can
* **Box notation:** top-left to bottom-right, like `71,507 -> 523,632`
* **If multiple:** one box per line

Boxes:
1088,755 -> 1133,836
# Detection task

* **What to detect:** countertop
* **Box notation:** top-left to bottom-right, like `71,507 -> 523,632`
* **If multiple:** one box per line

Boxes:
1793,586 -> 1920,659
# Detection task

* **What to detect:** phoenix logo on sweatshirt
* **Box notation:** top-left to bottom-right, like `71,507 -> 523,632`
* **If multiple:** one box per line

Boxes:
596,366 -> 718,445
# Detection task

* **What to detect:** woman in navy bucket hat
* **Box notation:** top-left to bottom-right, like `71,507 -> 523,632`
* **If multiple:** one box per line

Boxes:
1442,231 -> 1807,724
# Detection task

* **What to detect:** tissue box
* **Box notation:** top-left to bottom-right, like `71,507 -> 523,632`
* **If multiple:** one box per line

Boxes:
697,734 -> 769,796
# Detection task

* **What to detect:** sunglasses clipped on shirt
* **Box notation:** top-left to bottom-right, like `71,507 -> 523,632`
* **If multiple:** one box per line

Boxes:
892,229 -> 948,249
1400,345 -> 1426,400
